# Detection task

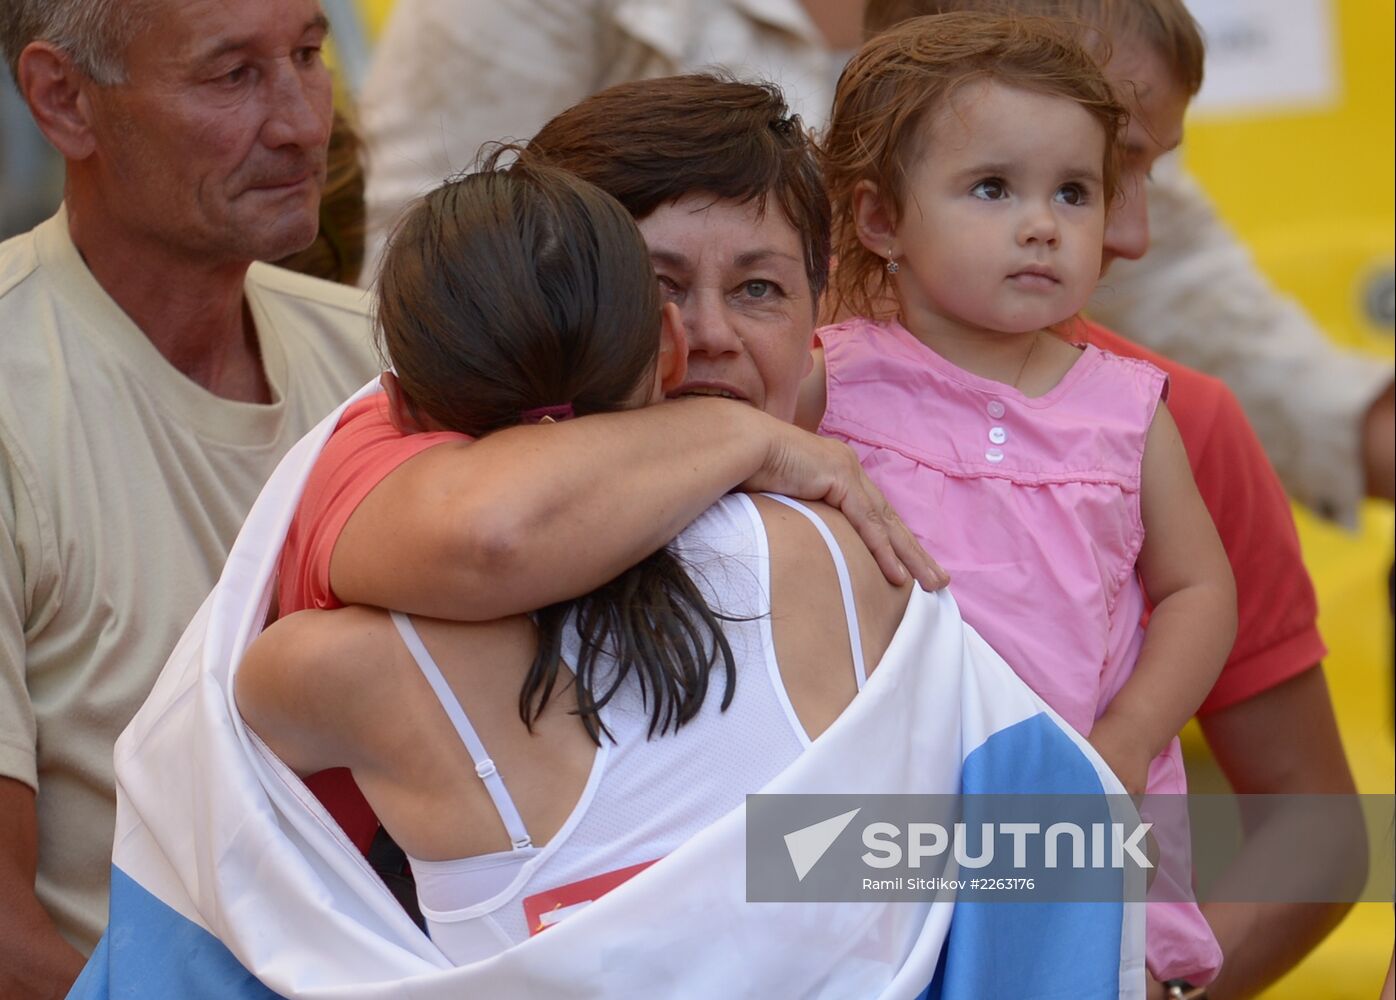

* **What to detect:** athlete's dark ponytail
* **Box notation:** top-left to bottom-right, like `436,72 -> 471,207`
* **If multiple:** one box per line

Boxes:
376,160 -> 735,743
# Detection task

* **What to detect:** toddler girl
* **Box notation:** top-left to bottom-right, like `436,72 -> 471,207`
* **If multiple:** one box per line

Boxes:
802,12 -> 1236,985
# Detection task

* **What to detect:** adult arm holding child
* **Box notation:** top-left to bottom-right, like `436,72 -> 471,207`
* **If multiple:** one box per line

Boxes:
1087,402 -> 1237,795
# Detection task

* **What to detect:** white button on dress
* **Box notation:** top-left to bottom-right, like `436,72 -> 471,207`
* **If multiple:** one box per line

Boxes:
989,426 -> 1007,445
985,448 -> 1005,463
987,400 -> 1006,419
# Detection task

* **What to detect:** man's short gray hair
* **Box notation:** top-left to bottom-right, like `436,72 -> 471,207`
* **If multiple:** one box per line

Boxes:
1,0 -> 151,86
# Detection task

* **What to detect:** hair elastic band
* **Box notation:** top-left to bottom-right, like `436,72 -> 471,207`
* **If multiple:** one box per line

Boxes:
521,403 -> 575,424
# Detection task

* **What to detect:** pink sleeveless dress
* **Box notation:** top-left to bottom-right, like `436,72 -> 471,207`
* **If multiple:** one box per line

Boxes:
818,316 -> 1222,985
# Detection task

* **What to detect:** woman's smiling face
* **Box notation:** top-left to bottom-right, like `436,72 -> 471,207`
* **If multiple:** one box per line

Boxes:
639,194 -> 816,422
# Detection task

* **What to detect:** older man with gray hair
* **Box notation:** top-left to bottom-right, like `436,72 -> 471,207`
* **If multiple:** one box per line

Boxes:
0,1 -> 378,994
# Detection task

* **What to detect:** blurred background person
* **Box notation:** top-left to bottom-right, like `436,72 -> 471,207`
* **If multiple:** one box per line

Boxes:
355,0 -> 866,275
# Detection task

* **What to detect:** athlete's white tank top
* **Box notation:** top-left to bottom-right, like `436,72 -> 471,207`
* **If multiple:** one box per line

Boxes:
396,494 -> 868,963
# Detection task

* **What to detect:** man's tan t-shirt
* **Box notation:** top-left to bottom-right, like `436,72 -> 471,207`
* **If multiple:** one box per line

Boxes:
0,210 -> 378,952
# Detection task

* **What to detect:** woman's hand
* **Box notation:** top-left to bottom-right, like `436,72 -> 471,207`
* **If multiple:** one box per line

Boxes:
742,421 -> 949,591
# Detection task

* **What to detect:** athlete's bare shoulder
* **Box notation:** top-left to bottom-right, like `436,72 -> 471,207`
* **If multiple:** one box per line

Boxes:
751,495 -> 912,676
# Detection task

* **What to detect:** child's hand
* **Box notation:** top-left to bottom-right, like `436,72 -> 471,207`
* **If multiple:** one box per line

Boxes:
1086,721 -> 1152,798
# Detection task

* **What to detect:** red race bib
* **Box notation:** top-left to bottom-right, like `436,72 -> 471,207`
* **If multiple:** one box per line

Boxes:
521,859 -> 659,935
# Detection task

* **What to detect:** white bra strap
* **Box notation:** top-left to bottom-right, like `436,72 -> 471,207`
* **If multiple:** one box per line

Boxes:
390,611 -> 533,850
760,495 -> 869,690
